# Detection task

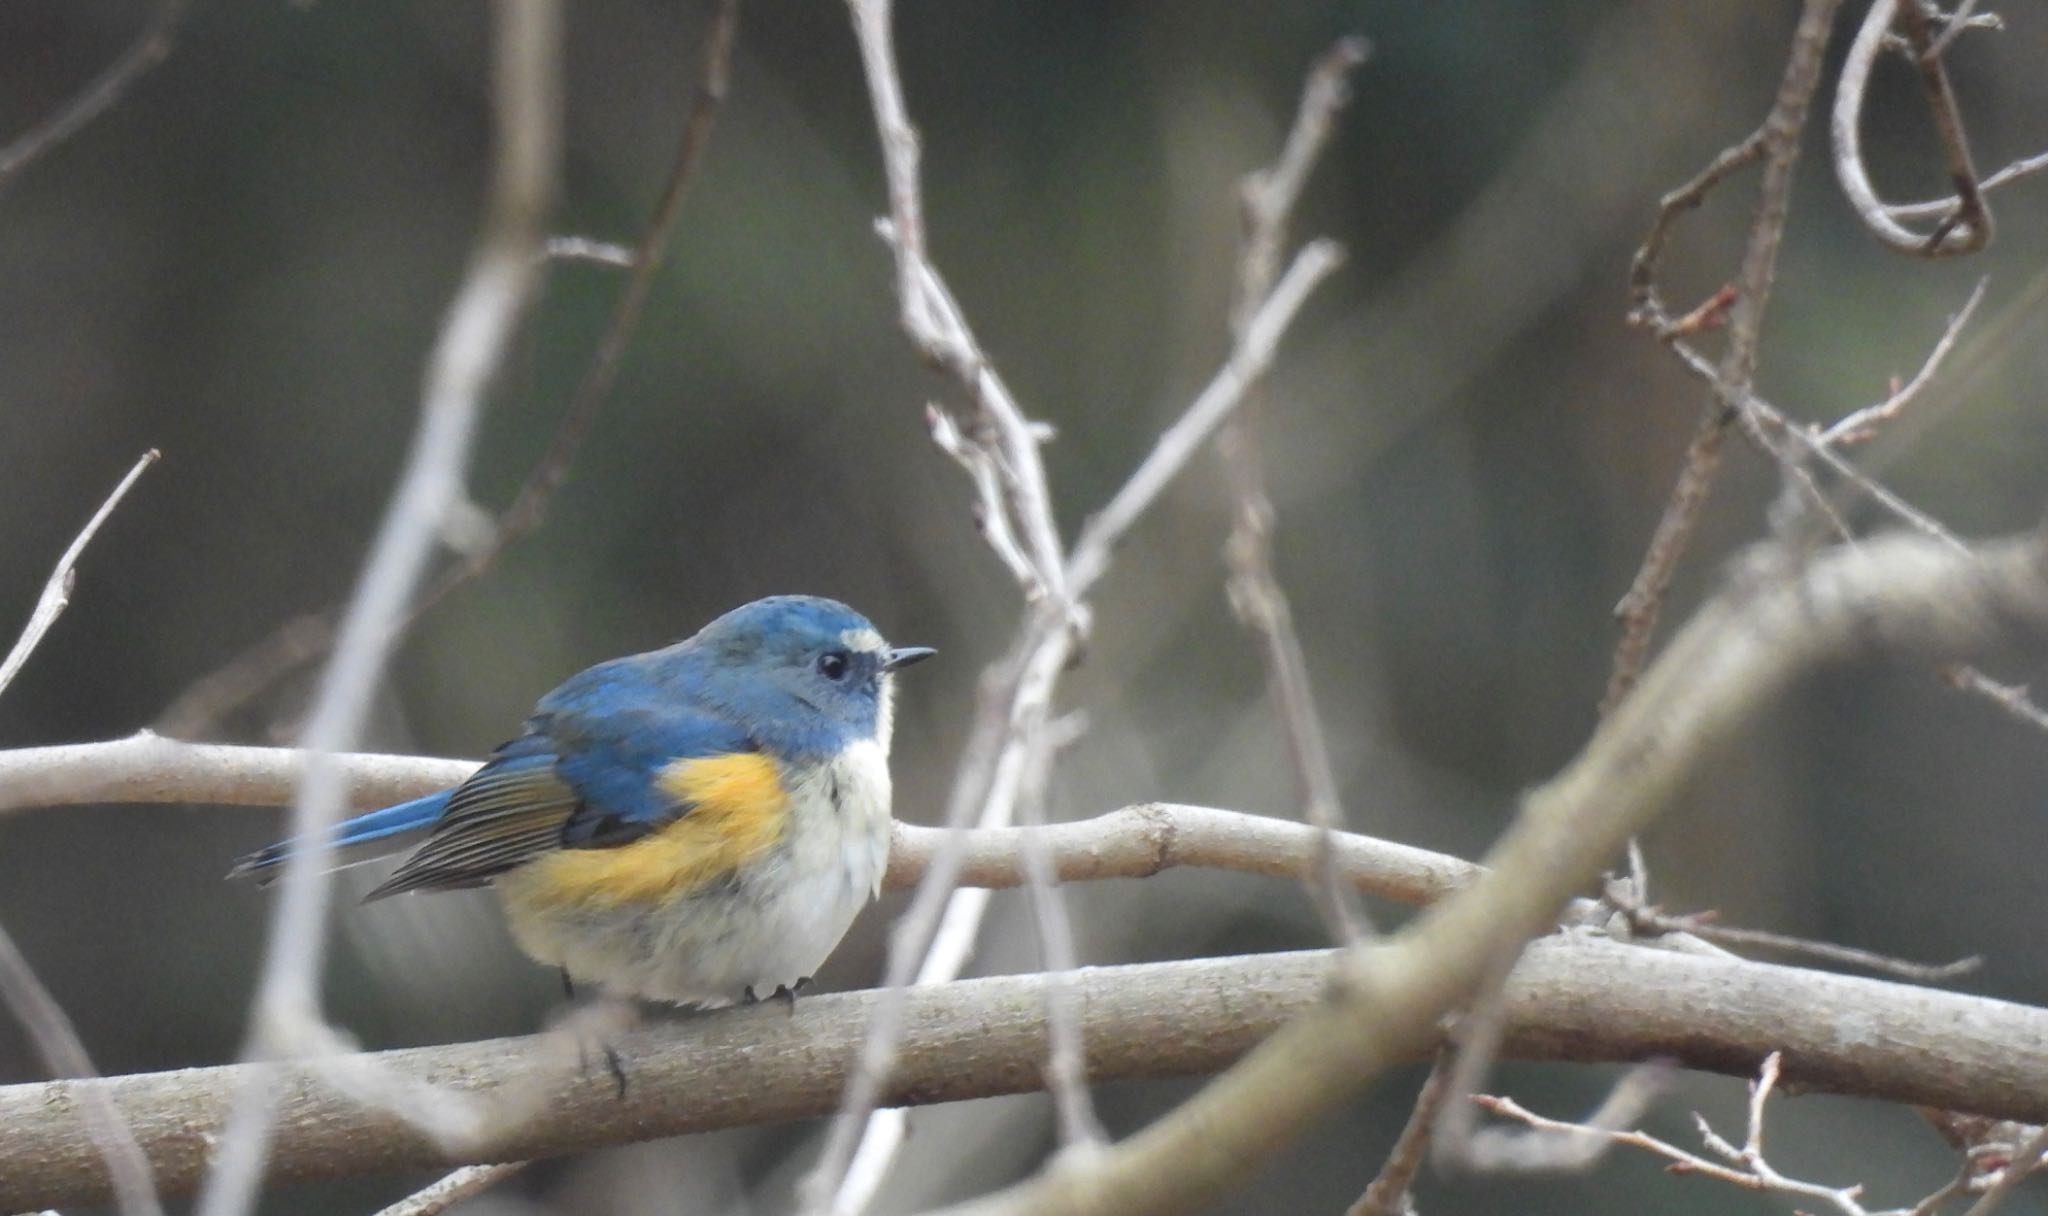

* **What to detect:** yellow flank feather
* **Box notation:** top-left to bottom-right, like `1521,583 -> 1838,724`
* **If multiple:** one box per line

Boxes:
511,753 -> 790,909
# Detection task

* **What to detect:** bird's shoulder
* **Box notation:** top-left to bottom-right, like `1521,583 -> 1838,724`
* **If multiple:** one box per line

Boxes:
487,656 -> 765,846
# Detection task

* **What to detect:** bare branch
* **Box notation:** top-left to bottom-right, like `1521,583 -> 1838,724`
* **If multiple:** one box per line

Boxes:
1235,36 -> 1370,316
846,0 -> 1069,606
0,923 -> 161,1216
1222,36 -> 1374,946
371,1163 -> 526,1216
1659,338 -> 1966,549
1614,894 -> 1981,983
1605,0 -> 1843,713
1832,0 -> 1992,256
407,0 -> 739,616
542,235 -> 635,267
923,530 -> 2048,1216
1943,665 -> 2048,735
1066,239 -> 1344,595
1889,148 -> 2048,222
1015,718 -> 1107,1151
16,932 -> 2048,1212
1347,1050 -> 1455,1216
817,4 -> 1351,1205
193,5 -> 562,1214
1960,1122 -> 2048,1216
1457,1064 -> 1670,1174
1819,278 -> 1986,447
0,450 -> 158,699
1476,1056 -> 1879,1214
0,0 -> 193,194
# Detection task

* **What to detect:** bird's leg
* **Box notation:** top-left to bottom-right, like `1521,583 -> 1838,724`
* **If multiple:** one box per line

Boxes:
560,968 -> 576,1001
742,985 -> 761,1005
771,977 -> 813,1009
556,993 -> 637,1101
603,1045 -> 628,1098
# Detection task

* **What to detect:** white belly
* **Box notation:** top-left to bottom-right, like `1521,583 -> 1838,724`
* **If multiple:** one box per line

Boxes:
499,741 -> 894,1006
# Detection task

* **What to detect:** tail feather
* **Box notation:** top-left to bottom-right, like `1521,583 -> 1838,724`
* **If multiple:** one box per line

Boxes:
226,790 -> 453,885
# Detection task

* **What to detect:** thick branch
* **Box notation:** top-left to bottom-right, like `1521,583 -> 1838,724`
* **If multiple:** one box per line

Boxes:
937,531 -> 2048,1216
10,935 -> 2048,1211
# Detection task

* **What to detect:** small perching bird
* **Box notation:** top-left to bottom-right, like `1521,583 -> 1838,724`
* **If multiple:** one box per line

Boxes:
230,596 -> 934,1007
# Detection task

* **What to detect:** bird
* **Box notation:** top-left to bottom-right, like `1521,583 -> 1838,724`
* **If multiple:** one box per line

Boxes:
229,595 -> 934,1009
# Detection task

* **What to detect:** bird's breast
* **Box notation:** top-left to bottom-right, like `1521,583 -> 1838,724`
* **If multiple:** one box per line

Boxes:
784,737 -> 895,898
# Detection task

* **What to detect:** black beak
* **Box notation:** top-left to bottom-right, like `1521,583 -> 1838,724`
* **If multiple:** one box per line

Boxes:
882,646 -> 937,672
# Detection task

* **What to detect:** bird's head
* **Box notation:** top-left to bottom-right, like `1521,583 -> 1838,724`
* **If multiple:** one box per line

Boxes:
686,595 -> 934,757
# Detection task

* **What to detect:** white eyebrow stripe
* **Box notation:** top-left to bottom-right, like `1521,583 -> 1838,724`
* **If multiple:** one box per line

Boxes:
840,627 -> 886,653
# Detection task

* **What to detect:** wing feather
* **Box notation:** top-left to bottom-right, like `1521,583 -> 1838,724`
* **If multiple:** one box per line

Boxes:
362,754 -> 578,900
360,704 -> 763,901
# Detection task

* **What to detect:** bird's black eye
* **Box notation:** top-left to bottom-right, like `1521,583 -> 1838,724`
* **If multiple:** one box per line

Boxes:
817,650 -> 851,681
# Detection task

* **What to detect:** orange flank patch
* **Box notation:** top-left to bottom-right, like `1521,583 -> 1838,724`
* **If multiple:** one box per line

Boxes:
513,753 -> 789,909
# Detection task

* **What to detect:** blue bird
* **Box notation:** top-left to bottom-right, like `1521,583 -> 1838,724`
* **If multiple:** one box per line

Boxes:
230,596 -> 934,1007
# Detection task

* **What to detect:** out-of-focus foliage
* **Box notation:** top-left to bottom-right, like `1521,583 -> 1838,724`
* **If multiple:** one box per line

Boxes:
2,1 -> 2047,1212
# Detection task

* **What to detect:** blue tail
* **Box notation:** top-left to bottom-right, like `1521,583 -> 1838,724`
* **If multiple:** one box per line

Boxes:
226,790 -> 453,884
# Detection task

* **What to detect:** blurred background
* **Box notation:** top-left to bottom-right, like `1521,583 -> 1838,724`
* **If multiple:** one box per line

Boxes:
3,1 -> 2048,1212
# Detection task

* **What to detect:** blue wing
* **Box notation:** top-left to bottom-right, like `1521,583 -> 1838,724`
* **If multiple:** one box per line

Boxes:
358,693 -> 759,900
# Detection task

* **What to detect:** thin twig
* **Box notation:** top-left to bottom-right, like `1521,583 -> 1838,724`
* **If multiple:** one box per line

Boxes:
1655,923 -> 1977,984
847,0 -> 1069,607
193,6 -> 561,1215
1960,1122 -> 2048,1216
0,450 -> 158,699
1944,666 -> 2048,735
408,0 -> 740,616
1221,35 -> 1373,946
1818,279 -> 1985,446
1628,137 -> 1767,333
1889,148 -> 2048,222
1926,0 -> 1989,59
1606,880 -> 1980,983
153,0 -> 742,740
371,1163 -> 527,1216
1347,1049 -> 1455,1216
1663,339 -> 1966,550
0,0 -> 194,194
1475,1055 -> 1875,1213
543,235 -> 635,267
1893,0 -> 1992,251
810,235 -> 1344,1208
1455,1064 -> 1670,1174
1479,1050 -> 1995,1215
1604,0 -> 1842,713
812,4 -> 1349,1205
1066,240 -> 1343,596
1015,714 -> 1106,1151
1831,0 -> 1992,256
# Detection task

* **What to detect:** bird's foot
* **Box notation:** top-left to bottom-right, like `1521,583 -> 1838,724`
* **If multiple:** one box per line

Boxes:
742,977 -> 813,1011
553,994 -> 637,1100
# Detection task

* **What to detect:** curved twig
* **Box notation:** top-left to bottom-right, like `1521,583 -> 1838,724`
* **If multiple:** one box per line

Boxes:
1832,0 -> 1991,256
